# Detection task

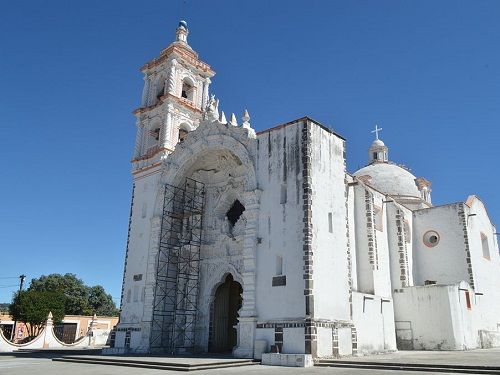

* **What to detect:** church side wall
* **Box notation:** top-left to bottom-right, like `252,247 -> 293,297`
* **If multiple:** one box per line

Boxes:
309,123 -> 349,322
116,169 -> 162,352
413,204 -> 470,286
254,121 -> 306,323
463,199 -> 500,333
309,122 -> 350,357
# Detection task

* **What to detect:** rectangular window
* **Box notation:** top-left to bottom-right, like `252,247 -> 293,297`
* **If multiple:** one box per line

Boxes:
133,285 -> 139,302
373,205 -> 384,231
465,291 -> 472,310
481,233 -> 490,260
276,256 -> 283,276
126,289 -> 131,303
328,212 -> 333,233
280,184 -> 287,204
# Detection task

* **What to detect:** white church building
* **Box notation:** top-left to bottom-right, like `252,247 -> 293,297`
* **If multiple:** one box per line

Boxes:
111,21 -> 500,359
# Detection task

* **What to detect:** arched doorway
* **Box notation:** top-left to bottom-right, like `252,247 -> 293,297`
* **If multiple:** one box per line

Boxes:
209,274 -> 242,353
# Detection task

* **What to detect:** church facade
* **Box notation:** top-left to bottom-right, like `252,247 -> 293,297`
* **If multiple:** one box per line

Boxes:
111,22 -> 500,358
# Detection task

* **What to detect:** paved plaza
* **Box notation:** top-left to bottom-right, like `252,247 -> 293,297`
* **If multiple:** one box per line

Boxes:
2,348 -> 500,375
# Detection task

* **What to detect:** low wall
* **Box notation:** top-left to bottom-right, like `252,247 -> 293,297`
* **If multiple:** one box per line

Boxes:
479,330 -> 500,349
0,313 -> 110,352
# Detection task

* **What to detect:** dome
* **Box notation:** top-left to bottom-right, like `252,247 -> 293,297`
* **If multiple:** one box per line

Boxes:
179,20 -> 188,28
371,139 -> 385,147
353,163 -> 420,198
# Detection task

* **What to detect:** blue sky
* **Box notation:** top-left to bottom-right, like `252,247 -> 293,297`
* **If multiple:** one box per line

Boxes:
1,1 -> 499,304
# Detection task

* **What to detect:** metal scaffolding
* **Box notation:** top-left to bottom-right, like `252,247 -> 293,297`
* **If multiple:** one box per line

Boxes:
150,177 -> 205,353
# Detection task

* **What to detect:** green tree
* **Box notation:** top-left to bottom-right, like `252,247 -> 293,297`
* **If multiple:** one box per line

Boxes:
9,289 -> 65,338
27,273 -> 119,316
29,273 -> 89,315
87,286 -> 119,316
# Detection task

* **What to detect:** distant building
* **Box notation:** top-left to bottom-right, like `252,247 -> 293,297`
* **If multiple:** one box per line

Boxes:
0,314 -> 118,344
113,21 -> 500,359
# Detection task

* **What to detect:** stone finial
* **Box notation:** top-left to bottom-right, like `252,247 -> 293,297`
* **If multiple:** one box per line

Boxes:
205,94 -> 219,121
242,109 -> 250,126
46,311 -> 53,326
241,109 -> 256,137
230,113 -> 238,126
219,111 -> 227,124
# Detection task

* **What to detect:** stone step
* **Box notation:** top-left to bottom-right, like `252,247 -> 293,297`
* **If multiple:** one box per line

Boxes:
53,356 -> 260,372
317,360 -> 500,374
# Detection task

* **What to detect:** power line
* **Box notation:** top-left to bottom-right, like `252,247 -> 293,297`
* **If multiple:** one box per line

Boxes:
0,277 -> 21,279
0,285 -> 19,288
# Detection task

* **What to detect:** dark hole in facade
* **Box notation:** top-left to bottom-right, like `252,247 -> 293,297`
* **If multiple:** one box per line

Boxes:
226,200 -> 245,226
181,90 -> 188,99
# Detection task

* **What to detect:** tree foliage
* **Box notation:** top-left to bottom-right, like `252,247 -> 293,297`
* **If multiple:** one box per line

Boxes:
9,289 -> 65,337
27,273 -> 119,316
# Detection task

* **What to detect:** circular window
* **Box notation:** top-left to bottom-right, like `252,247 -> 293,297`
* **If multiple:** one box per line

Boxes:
423,231 -> 440,247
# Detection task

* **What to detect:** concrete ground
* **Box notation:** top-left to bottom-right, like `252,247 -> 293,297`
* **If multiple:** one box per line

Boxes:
0,356 -> 457,375
331,347 -> 500,366
2,348 -> 500,375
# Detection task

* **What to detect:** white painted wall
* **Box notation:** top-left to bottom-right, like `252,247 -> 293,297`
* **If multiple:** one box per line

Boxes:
463,197 -> 500,333
393,283 -> 476,350
413,204 -> 470,286
310,124 -> 350,322
254,121 -> 306,321
352,292 -> 396,354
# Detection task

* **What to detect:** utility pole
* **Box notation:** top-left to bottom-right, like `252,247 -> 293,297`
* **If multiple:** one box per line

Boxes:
10,274 -> 26,342
18,274 -> 26,292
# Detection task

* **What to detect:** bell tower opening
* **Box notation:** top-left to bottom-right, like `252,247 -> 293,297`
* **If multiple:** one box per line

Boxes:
181,79 -> 194,102
209,274 -> 242,353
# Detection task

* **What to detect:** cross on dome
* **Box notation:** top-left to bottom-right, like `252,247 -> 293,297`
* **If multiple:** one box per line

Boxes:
371,125 -> 383,140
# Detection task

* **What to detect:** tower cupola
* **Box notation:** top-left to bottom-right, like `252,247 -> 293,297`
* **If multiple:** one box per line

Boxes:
368,125 -> 388,163
175,20 -> 189,45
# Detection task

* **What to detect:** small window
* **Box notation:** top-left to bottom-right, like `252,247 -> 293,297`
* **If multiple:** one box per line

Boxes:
373,152 -> 378,160
133,285 -> 139,302
276,256 -> 283,276
465,290 -> 472,310
423,230 -> 440,248
280,184 -> 287,204
481,233 -> 490,260
328,212 -> 333,233
403,220 -> 411,243
373,205 -> 383,231
126,289 -> 131,303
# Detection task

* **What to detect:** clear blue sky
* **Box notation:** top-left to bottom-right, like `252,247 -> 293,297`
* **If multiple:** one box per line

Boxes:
1,1 -> 499,304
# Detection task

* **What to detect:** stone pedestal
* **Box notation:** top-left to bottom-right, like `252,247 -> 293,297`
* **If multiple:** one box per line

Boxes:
261,353 -> 314,367
233,316 -> 256,358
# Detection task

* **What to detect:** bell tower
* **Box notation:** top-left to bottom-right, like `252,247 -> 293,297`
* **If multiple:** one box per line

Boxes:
131,20 -> 215,174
